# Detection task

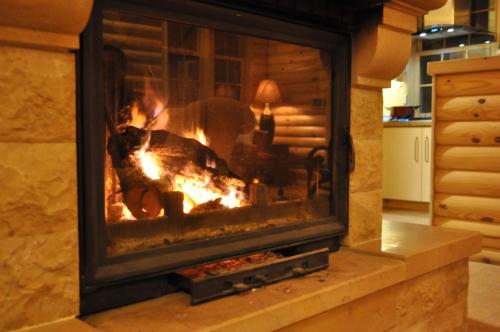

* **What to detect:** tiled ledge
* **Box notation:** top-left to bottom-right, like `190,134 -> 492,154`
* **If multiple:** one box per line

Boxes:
19,222 -> 481,332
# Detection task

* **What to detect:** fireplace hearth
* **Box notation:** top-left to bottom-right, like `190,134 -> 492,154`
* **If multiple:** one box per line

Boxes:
79,0 -> 351,314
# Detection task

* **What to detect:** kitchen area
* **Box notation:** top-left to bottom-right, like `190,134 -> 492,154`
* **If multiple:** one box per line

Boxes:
381,0 -> 498,225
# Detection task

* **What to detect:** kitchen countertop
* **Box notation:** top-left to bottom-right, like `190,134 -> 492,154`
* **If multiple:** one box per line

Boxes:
384,120 -> 432,127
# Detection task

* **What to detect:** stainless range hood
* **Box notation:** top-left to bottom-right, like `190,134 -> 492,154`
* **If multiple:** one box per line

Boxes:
413,24 -> 495,41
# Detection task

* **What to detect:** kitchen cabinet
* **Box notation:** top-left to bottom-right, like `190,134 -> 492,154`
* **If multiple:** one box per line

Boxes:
383,126 -> 432,202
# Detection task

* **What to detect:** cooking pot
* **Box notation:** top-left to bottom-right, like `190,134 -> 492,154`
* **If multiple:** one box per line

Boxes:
390,106 -> 419,119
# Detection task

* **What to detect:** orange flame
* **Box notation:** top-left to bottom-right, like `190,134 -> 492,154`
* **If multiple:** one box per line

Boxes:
183,128 -> 209,146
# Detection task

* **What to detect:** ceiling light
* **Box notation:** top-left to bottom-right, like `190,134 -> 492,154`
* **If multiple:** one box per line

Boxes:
447,28 -> 455,32
419,32 -> 427,37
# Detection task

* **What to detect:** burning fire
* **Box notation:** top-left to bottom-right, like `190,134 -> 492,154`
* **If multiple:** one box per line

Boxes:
174,166 -> 246,213
183,128 -> 209,146
134,141 -> 163,180
123,98 -> 246,215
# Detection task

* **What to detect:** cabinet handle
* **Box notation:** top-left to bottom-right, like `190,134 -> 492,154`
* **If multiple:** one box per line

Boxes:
415,137 -> 419,162
425,136 -> 429,163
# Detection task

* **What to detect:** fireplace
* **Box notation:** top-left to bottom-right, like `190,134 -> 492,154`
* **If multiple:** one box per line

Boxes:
79,0 -> 351,314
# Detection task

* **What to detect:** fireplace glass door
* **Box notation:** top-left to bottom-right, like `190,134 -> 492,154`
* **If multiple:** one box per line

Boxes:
101,10 -> 334,255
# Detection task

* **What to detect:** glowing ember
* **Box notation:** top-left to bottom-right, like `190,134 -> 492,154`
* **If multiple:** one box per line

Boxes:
174,165 -> 246,213
121,203 -> 136,220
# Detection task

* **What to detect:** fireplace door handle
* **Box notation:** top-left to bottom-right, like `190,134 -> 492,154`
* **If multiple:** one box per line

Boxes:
347,129 -> 355,174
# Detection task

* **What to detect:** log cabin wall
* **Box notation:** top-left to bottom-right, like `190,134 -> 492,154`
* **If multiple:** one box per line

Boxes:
266,41 -> 330,183
429,56 -> 500,265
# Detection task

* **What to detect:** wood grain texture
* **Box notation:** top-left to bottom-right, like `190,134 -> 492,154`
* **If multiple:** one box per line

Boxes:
482,236 -> 500,250
436,70 -> 500,98
434,170 -> 500,198
435,217 -> 500,238
434,194 -> 500,223
435,146 -> 500,172
435,121 -> 500,146
470,248 -> 500,265
435,95 -> 500,121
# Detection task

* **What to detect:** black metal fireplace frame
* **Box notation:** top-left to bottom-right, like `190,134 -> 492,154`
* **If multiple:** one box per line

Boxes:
78,0 -> 352,314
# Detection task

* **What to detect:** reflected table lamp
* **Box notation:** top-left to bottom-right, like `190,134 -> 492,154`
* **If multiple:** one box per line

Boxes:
255,79 -> 281,144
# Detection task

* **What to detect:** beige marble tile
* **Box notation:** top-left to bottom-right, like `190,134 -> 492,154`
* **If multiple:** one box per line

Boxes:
350,87 -> 383,140
13,318 -> 96,332
352,221 -> 482,279
0,230 -> 79,332
0,45 -> 75,143
0,142 -> 77,238
393,260 -> 468,330
343,189 -> 382,246
278,287 -> 398,332
349,139 -> 382,193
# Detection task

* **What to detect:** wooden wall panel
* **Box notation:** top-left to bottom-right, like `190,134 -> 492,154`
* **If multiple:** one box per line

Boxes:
434,194 -> 500,223
434,170 -> 500,198
264,41 -> 330,180
435,146 -> 500,172
432,60 -> 500,264
435,121 -> 500,146
436,95 -> 500,121
436,70 -> 500,97
436,217 -> 500,237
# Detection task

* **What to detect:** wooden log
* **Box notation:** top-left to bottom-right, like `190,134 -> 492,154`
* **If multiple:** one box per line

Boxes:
434,170 -> 500,198
124,187 -> 163,219
122,49 -> 162,64
267,48 -> 320,64
470,248 -> 500,265
435,146 -> 500,172
103,32 -> 162,51
436,70 -> 500,98
434,193 -> 500,223
273,106 -> 325,116
483,237 -> 500,250
270,70 -> 329,84
435,95 -> 500,121
275,126 -> 326,138
102,19 -> 162,39
274,115 -> 326,126
435,217 -> 500,237
435,121 -> 500,146
279,80 -> 329,95
273,136 -> 326,148
289,147 -> 316,158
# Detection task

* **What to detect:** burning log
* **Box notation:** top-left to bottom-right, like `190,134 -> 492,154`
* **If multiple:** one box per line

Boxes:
107,126 -> 245,218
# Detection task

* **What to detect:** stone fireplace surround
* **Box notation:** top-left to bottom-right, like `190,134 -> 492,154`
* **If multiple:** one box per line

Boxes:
0,0 -> 481,331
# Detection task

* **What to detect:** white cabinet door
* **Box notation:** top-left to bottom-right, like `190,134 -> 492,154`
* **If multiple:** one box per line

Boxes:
420,127 -> 432,202
383,127 -> 422,201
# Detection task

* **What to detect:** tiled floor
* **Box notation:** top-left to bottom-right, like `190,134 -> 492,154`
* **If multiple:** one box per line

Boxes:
383,208 -> 500,331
